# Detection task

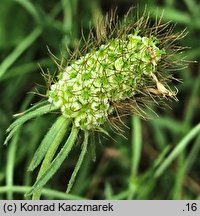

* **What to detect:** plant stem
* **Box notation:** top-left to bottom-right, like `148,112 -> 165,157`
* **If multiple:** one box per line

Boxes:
0,186 -> 85,200
128,116 -> 142,199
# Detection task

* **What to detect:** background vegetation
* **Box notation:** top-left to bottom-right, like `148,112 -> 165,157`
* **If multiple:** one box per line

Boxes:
0,0 -> 200,199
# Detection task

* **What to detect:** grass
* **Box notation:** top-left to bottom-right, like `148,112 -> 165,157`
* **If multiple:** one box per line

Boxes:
0,0 -> 200,200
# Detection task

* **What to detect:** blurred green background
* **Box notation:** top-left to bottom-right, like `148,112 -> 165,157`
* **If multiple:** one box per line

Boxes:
0,0 -> 200,199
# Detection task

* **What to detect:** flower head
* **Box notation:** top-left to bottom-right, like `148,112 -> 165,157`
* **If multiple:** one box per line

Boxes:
5,9 -> 186,198
48,33 -> 165,130
48,11 -> 184,131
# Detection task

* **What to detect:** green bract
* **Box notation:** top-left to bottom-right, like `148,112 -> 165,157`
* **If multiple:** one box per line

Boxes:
48,33 -> 165,130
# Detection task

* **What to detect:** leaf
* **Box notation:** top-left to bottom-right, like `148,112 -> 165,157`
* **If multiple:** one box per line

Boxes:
0,27 -> 42,78
28,116 -> 71,171
4,126 -> 20,145
5,103 -> 57,144
66,131 -> 89,193
154,123 -> 200,178
18,100 -> 49,115
26,125 -> 79,196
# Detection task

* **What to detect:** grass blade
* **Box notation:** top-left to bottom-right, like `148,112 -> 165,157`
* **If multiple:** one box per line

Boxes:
0,27 -> 42,78
154,123 -> 200,178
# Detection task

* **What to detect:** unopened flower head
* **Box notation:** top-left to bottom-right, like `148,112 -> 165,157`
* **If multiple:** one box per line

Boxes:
48,11 -> 185,131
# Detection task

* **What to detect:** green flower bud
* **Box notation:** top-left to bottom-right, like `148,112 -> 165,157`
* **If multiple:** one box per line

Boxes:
48,33 -> 165,130
4,9 -> 187,198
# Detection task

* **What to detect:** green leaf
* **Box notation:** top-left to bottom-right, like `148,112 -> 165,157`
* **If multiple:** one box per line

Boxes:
4,126 -> 20,146
148,7 -> 191,24
26,124 -> 79,197
154,123 -> 200,178
0,27 -> 42,78
5,103 -> 57,144
66,131 -> 89,193
14,0 -> 41,23
28,116 -> 71,171
20,100 -> 50,115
